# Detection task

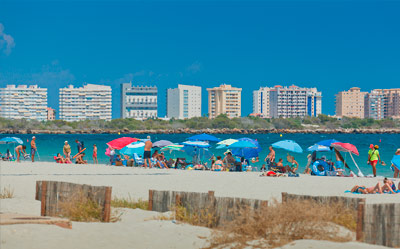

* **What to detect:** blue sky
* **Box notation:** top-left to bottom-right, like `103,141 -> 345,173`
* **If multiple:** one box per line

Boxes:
1,0 -> 399,119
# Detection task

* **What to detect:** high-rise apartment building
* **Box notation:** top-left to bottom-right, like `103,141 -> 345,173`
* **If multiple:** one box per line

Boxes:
383,88 -> 400,119
252,87 -> 271,118
167,84 -> 201,119
364,90 -> 385,120
59,84 -> 112,121
207,84 -> 242,119
0,85 -> 48,121
253,85 -> 322,118
335,87 -> 367,118
120,83 -> 157,120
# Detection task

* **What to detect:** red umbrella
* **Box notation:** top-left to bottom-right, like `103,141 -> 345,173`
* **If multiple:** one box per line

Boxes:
106,137 -> 138,150
331,142 -> 359,156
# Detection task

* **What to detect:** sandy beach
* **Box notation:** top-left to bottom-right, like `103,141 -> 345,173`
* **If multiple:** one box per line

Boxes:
1,161 -> 398,249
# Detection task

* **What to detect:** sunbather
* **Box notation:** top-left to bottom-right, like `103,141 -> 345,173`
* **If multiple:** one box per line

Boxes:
382,178 -> 397,194
351,183 -> 383,194
55,153 -> 65,163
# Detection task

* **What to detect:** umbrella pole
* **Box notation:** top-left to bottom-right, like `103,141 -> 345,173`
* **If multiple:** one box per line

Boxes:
349,152 -> 364,177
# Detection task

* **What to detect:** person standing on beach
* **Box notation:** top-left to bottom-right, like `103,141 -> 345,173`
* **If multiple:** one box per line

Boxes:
264,146 -> 276,166
144,136 -> 152,168
63,141 -> 71,159
30,136 -> 37,162
76,139 -> 83,153
15,145 -> 26,162
392,149 -> 400,178
368,145 -> 381,177
93,144 -> 98,164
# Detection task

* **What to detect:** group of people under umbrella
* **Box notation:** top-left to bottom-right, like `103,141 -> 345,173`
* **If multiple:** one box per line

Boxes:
104,133 -> 400,177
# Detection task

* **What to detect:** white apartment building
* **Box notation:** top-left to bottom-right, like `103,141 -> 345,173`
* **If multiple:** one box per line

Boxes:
253,85 -> 322,118
167,84 -> 201,119
253,87 -> 271,118
0,85 -> 48,121
207,84 -> 242,119
59,84 -> 112,121
120,83 -> 157,120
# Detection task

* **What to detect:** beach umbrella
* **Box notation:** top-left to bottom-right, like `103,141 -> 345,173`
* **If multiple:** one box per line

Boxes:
272,140 -> 303,153
120,141 -> 145,156
228,140 -> 258,149
217,139 -> 238,146
188,133 -> 221,142
317,139 -> 341,147
181,141 -> 211,148
231,138 -> 261,159
0,137 -> 23,144
331,142 -> 359,156
152,140 -> 173,148
391,155 -> 400,171
106,137 -> 138,150
307,144 -> 331,152
161,144 -> 184,152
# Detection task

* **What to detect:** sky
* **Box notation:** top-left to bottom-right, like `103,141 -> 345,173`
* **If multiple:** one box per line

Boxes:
0,0 -> 399,119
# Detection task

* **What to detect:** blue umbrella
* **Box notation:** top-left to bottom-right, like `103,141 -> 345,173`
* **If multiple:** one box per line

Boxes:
307,144 -> 331,152
228,140 -> 258,149
317,139 -> 341,147
188,133 -> 221,142
231,138 -> 261,159
0,137 -> 23,144
120,141 -> 145,156
391,155 -> 400,171
181,141 -> 211,148
272,140 -> 303,153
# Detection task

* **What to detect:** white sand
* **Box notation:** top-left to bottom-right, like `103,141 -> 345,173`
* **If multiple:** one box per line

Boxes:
1,161 -> 398,249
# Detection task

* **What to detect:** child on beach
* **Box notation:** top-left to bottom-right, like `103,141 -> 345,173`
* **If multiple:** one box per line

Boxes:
93,144 -> 98,164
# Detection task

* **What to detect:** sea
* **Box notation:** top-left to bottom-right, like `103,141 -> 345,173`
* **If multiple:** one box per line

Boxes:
1,133 -> 399,177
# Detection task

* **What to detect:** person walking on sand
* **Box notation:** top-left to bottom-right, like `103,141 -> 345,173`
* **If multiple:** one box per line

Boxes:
392,148 -> 400,178
368,144 -> 381,177
15,145 -> 26,162
30,136 -> 37,162
63,141 -> 71,159
144,136 -> 152,168
76,139 -> 83,153
93,144 -> 98,164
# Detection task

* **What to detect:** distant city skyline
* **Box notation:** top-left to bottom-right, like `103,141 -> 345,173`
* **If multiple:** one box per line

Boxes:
1,0 -> 399,118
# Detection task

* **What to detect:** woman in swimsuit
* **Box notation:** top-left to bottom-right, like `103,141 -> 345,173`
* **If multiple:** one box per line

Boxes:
351,182 -> 384,194
382,178 -> 397,194
15,145 -> 27,162
212,156 -> 223,171
93,144 -> 98,164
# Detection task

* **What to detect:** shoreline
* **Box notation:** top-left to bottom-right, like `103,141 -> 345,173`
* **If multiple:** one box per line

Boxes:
1,128 -> 400,134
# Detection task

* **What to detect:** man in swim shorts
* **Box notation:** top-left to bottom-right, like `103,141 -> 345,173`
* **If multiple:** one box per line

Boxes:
30,136 -> 37,162
144,136 -> 152,168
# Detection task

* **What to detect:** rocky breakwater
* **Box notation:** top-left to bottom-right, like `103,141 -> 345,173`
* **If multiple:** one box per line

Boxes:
0,128 -> 399,134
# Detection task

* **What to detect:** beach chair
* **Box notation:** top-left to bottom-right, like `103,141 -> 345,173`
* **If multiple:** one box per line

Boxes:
133,153 -> 144,166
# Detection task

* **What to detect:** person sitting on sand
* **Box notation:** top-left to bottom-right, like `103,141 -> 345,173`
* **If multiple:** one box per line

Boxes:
15,145 -> 27,162
270,158 -> 286,173
223,152 -> 236,170
382,178 -> 397,194
193,164 -> 206,170
157,152 -> 169,169
55,153 -> 65,163
124,155 -> 134,167
212,156 -> 223,171
286,154 -> 299,174
75,153 -> 88,164
260,164 -> 267,172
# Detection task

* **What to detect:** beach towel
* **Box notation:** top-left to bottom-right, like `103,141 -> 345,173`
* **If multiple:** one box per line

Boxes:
345,190 -> 400,194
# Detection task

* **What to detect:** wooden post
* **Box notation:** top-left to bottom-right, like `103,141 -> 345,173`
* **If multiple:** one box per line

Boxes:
40,181 -> 47,216
356,200 -> 365,241
103,187 -> 112,222
148,190 -> 154,211
208,191 -> 215,200
261,200 -> 268,210
175,194 -> 181,206
281,192 -> 287,203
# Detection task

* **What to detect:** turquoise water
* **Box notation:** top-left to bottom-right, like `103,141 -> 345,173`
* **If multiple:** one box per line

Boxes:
1,133 -> 399,177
